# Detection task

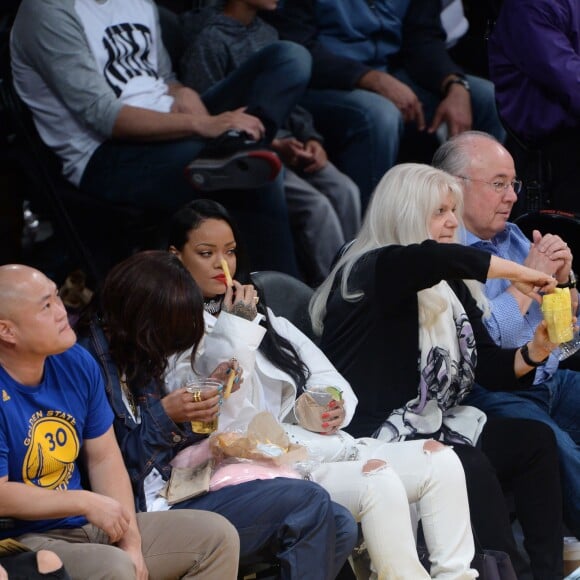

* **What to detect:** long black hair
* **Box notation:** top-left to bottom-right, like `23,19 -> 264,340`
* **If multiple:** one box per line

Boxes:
168,200 -> 311,391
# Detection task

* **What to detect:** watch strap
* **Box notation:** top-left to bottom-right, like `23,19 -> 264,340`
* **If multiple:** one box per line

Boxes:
520,343 -> 548,367
442,75 -> 470,96
557,270 -> 577,289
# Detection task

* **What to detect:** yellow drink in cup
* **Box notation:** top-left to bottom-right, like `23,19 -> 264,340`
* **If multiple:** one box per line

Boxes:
185,379 -> 223,434
542,287 -> 574,344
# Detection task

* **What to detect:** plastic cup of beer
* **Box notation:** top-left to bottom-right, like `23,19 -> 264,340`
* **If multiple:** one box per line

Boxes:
185,379 -> 223,434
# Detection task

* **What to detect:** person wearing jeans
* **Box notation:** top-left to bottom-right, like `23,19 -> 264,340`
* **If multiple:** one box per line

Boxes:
264,0 -> 505,208
11,0 -> 312,275
0,264 -> 241,579
433,130 -> 580,541
301,71 -> 502,211
310,163 -> 565,578
80,252 -> 358,580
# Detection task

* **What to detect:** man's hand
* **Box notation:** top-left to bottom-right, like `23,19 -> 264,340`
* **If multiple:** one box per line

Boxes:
525,230 -> 572,283
169,85 -> 208,117
358,70 -> 425,128
529,320 -> 557,360
118,539 -> 149,580
193,107 -> 265,141
0,562 -> 6,580
428,84 -> 472,136
83,492 -> 131,542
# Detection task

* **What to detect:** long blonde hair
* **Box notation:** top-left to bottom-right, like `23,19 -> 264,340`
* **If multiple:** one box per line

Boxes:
309,163 -> 488,334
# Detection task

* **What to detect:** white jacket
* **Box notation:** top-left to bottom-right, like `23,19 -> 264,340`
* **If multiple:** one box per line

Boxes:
166,310 -> 358,458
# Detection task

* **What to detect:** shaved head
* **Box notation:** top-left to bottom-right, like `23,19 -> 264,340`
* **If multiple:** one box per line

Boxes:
0,264 -> 49,319
0,263 -> 76,366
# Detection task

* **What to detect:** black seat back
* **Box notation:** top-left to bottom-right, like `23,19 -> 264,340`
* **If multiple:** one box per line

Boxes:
250,270 -> 316,341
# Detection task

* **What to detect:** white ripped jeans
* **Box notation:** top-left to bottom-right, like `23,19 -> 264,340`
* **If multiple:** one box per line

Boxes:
309,437 -> 477,580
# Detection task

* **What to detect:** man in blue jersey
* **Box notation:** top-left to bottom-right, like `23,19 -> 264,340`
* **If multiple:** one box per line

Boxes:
0,264 -> 240,579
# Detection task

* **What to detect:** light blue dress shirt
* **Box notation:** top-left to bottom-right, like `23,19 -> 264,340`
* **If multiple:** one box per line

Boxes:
460,223 -> 559,384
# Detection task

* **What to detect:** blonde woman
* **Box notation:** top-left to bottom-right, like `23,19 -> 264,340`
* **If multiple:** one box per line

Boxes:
310,163 -> 564,579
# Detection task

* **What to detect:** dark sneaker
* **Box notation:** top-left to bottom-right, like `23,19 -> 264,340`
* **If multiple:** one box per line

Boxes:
198,129 -> 265,157
186,149 -> 282,191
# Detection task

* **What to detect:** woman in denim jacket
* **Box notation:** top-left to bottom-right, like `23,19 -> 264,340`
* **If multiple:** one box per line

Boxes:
79,251 -> 357,580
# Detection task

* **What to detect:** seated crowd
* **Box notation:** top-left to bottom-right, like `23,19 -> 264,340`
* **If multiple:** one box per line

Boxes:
1,0 -> 579,579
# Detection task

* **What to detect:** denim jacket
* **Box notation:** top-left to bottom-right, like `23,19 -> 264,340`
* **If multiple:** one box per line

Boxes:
79,321 -> 205,511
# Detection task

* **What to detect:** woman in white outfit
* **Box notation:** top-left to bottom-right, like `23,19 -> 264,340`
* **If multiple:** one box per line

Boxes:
164,200 -> 478,580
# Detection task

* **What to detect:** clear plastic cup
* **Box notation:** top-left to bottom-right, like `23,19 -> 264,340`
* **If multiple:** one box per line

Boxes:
296,385 -> 343,432
184,379 -> 223,434
303,385 -> 343,407
558,331 -> 580,361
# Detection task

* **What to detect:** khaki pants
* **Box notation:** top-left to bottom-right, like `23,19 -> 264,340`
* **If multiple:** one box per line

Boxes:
17,510 -> 239,580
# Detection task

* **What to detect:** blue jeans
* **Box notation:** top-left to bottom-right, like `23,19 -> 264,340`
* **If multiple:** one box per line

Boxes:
173,478 -> 357,580
81,41 -> 312,275
301,70 -> 505,209
465,374 -> 580,539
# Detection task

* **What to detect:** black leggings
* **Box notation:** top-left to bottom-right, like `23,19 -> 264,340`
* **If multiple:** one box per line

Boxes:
452,417 -> 563,580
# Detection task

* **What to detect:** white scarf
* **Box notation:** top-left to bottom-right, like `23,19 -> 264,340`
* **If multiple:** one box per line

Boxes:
375,282 -> 487,446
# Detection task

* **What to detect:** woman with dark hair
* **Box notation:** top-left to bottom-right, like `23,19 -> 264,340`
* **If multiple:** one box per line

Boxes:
80,251 -> 358,580
166,199 -> 310,390
167,200 -> 481,579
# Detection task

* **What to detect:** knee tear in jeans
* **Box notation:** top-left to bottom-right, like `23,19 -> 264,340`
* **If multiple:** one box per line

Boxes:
362,459 -> 387,474
423,440 -> 447,454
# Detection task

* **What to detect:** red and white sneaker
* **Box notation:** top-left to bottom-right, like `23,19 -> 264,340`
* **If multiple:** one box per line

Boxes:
186,129 -> 282,191
186,149 -> 281,191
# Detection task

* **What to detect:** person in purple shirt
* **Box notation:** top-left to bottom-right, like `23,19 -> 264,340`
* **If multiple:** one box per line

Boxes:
488,0 -> 580,213
433,130 -> 580,546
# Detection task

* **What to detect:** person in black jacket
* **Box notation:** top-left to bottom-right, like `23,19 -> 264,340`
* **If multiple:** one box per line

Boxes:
264,0 -> 505,207
311,163 -> 564,579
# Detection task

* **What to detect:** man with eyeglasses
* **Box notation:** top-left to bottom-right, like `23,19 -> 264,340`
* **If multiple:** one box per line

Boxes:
433,130 -> 580,548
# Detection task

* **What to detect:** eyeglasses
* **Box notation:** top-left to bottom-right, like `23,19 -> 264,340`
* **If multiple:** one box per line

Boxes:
457,175 -> 523,195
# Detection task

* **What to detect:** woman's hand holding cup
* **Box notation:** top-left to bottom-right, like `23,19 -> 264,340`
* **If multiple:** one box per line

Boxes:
295,385 -> 344,434
320,399 -> 346,434
161,379 -> 221,428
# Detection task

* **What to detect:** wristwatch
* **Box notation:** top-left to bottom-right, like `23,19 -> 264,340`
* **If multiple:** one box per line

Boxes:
557,270 -> 577,289
520,343 -> 549,367
443,74 -> 470,96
